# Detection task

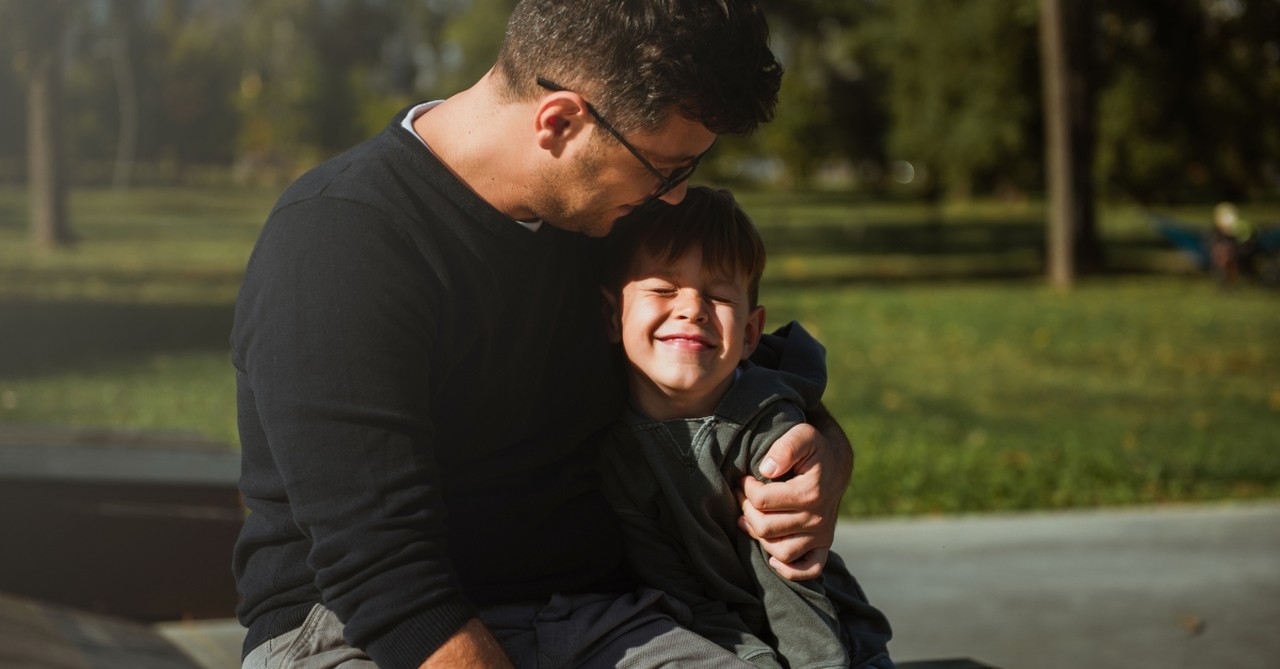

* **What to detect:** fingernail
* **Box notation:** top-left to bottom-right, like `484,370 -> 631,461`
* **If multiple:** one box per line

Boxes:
759,458 -> 778,478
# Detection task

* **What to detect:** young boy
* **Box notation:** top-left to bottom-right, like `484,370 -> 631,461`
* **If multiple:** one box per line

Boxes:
598,187 -> 896,669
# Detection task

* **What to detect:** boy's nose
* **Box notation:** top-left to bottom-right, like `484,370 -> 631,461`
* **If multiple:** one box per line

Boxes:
673,291 -> 709,321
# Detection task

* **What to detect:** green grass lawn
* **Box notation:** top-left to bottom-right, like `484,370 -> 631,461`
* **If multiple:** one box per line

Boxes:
2,186 -> 1277,516
766,279 -> 1278,516
0,187 -> 276,445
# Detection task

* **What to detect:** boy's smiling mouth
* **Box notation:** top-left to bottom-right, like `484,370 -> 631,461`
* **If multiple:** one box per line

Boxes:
657,333 -> 717,351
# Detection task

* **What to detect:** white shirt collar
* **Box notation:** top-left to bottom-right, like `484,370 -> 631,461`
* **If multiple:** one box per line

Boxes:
401,102 -> 543,232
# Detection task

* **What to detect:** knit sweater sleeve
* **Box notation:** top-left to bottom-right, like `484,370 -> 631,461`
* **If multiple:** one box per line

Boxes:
233,196 -> 472,668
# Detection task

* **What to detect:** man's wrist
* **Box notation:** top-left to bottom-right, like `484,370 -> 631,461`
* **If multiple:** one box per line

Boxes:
419,618 -> 512,669
363,599 -> 476,669
808,403 -> 853,484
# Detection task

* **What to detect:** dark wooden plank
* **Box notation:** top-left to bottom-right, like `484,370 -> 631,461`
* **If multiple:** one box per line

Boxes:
0,426 -> 242,621
0,478 -> 243,621
0,592 -> 201,668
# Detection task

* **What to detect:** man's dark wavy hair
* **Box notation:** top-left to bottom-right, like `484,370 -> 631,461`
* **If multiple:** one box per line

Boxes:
494,0 -> 782,136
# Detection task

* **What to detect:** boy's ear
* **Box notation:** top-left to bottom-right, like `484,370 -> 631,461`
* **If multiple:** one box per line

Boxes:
601,286 -> 622,343
741,305 -> 766,360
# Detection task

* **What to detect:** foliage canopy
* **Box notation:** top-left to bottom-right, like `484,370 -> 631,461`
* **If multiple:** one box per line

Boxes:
0,0 -> 1276,200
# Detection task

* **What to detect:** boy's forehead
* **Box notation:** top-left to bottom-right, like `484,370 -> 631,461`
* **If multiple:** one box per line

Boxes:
626,245 -> 748,285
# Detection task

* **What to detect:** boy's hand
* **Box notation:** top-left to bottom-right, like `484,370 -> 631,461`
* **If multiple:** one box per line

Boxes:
738,415 -> 853,581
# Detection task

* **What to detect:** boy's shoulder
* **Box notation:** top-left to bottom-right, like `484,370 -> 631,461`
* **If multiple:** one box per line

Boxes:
748,321 -> 826,382
739,320 -> 827,402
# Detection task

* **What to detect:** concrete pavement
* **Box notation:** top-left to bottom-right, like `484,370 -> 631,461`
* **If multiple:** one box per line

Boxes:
833,501 -> 1280,669
159,501 -> 1280,668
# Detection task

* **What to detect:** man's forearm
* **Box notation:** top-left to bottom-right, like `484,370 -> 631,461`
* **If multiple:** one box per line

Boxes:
807,402 -> 853,490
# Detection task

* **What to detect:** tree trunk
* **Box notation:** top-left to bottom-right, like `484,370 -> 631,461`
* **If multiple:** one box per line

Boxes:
111,1 -> 138,192
1039,0 -> 1101,288
1065,0 -> 1104,272
27,0 -> 73,249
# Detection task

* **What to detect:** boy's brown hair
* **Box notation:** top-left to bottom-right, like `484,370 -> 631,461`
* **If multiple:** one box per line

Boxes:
607,187 -> 766,306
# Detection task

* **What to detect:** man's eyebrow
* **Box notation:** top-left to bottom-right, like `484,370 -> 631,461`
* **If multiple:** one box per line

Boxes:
636,147 -> 695,165
634,139 -> 709,165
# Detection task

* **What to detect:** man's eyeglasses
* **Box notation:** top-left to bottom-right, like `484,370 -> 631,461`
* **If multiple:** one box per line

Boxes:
536,77 -> 708,201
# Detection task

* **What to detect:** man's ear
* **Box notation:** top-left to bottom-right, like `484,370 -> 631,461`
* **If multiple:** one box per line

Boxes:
535,93 -> 587,156
742,305 -> 766,360
601,286 -> 622,343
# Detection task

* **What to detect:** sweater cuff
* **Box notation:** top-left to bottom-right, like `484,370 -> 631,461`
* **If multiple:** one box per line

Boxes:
363,598 -> 477,669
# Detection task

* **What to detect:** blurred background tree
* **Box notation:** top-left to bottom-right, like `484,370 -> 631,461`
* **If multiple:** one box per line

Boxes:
854,0 -> 1045,201
1096,0 -> 1280,203
750,0 -> 889,190
2,0 -> 77,248
1,0 -> 1277,200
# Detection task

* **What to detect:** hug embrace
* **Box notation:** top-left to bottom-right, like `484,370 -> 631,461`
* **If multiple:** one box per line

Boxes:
231,1 -> 894,667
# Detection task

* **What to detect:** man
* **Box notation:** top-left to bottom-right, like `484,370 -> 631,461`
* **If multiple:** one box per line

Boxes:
232,1 -> 854,667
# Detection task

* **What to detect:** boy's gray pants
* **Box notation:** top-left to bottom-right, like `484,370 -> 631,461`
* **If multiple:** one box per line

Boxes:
241,588 -> 756,669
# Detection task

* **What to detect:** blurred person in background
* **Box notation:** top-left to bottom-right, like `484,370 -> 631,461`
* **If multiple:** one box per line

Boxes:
1209,202 -> 1256,285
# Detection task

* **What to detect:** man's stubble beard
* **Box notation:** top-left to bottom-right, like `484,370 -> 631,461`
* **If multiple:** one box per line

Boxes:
531,140 -> 619,238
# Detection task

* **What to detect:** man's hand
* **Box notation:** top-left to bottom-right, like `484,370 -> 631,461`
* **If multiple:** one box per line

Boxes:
738,409 -> 853,581
419,618 -> 512,669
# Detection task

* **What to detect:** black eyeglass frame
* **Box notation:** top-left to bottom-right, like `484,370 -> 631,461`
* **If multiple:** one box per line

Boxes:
536,77 -> 709,201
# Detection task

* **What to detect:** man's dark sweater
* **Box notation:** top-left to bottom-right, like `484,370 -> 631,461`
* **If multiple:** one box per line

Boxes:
231,111 -> 628,669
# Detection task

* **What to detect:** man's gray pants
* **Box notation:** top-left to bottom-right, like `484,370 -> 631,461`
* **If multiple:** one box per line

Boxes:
241,588 -> 755,668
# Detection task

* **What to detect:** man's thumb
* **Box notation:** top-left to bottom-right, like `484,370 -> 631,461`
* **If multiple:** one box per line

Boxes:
759,423 -> 816,479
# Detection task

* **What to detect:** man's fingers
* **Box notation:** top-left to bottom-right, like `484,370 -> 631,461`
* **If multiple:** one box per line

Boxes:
740,474 -> 833,573
768,548 -> 829,581
740,490 -> 821,539
756,531 -> 822,565
738,511 -> 829,567
742,472 -> 822,515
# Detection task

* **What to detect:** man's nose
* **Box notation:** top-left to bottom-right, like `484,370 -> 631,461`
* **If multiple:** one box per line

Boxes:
657,180 -> 690,205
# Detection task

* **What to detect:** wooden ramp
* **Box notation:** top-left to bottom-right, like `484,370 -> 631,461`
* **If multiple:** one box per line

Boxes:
0,425 -> 242,622
0,592 -> 202,668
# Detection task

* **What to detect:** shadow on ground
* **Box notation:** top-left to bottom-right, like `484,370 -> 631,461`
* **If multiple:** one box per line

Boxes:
757,218 -> 1190,286
0,299 -> 234,377
0,220 -> 1212,378
764,217 -> 1173,258
764,217 -> 1045,256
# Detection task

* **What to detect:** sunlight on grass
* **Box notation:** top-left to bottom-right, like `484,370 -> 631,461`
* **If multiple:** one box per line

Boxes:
764,279 -> 1280,515
2,185 -> 1277,516
0,187 -> 275,303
